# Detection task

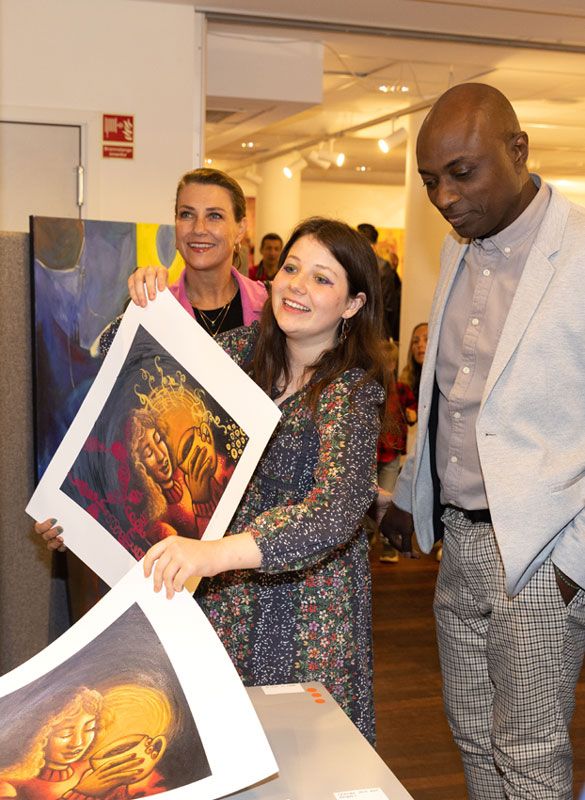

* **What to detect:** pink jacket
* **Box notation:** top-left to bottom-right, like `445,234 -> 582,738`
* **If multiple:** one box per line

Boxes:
170,267 -> 267,325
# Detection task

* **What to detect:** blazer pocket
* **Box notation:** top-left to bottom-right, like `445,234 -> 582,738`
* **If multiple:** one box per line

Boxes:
551,466 -> 585,494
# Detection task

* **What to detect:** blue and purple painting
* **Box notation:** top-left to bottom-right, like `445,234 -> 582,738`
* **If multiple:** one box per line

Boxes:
31,217 -> 183,479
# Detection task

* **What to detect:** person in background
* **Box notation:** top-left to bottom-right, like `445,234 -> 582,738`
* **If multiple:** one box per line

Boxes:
399,322 -> 428,403
248,232 -> 283,282
398,323 -> 434,556
377,340 -> 417,563
357,223 -> 400,342
381,82 -> 585,798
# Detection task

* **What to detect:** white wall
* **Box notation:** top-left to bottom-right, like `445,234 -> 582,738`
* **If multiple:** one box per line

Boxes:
300,181 -> 406,229
0,0 -> 200,224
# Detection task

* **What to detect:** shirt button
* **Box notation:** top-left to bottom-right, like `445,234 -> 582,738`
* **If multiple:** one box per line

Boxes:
462,366 -> 470,374
504,246 -> 511,254
471,318 -> 479,326
483,269 -> 490,276
450,455 -> 458,463
453,411 -> 461,419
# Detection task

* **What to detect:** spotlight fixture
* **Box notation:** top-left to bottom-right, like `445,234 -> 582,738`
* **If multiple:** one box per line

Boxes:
283,156 -> 308,179
308,150 -> 331,170
378,127 -> 408,154
244,169 -> 263,186
240,141 -> 255,149
378,82 -> 409,94
314,150 -> 346,168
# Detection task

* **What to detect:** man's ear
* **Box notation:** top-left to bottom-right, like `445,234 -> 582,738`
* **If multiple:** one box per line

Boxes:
510,131 -> 529,171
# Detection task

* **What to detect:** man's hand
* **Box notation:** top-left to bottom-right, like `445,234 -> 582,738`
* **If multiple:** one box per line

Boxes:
554,565 -> 581,606
379,502 -> 416,557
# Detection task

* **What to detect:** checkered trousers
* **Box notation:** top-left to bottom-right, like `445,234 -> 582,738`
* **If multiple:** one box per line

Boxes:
434,507 -> 585,800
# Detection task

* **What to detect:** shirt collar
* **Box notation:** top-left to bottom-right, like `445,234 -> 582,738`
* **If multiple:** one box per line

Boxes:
473,175 -> 550,259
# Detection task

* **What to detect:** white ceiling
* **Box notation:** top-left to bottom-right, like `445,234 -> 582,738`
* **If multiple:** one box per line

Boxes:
205,26 -> 585,185
185,1 -> 585,186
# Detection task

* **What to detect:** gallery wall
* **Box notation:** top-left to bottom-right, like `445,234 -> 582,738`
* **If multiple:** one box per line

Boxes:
0,0 -> 200,225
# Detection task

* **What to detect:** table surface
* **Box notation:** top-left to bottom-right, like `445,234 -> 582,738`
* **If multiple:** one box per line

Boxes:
227,682 -> 414,800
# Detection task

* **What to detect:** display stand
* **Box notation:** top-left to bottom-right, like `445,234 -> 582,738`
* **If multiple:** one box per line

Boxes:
233,682 -> 414,799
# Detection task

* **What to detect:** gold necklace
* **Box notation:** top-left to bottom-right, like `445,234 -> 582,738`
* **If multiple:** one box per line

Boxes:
194,296 -> 234,338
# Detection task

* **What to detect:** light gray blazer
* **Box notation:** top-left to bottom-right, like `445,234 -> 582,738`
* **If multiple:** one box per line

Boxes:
393,183 -> 585,595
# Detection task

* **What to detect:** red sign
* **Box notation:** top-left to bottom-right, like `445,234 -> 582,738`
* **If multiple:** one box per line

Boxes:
103,145 -> 133,160
103,114 -> 134,143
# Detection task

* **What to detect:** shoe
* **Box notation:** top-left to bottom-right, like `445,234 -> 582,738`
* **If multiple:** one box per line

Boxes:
379,546 -> 399,563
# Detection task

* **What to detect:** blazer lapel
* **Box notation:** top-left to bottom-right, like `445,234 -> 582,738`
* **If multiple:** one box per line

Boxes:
482,247 -> 554,405
481,185 -> 569,404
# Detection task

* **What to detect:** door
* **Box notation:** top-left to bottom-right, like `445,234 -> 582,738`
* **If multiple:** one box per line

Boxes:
0,121 -> 82,232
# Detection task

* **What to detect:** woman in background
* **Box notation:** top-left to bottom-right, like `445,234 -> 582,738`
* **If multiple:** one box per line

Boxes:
399,322 -> 428,403
377,340 -> 417,563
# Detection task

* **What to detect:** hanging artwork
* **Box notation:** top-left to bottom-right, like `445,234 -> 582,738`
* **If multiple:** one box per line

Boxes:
375,227 -> 404,276
0,562 -> 278,800
27,291 -> 281,587
31,216 -> 185,480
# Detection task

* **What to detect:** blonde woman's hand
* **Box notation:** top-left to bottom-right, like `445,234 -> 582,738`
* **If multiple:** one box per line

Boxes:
128,265 -> 168,307
33,518 -> 66,552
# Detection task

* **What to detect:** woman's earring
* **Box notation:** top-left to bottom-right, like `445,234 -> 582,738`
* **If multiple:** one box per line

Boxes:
339,317 -> 350,343
233,241 -> 242,267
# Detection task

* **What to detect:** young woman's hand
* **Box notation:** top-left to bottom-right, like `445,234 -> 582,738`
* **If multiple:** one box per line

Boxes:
143,533 -> 262,599
33,518 -> 66,552
128,266 -> 168,307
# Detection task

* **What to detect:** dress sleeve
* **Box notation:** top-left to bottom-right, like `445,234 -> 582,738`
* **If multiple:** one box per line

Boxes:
245,374 -> 384,573
215,322 -> 259,367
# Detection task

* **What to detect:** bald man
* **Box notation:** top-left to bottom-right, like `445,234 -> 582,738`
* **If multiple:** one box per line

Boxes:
381,83 -> 585,798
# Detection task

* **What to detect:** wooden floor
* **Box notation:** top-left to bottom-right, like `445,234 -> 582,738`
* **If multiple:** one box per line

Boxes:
370,539 -> 585,799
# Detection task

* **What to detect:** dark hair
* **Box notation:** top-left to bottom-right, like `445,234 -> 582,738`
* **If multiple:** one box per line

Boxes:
174,168 -> 246,221
357,223 -> 379,244
250,217 -> 390,419
260,232 -> 283,249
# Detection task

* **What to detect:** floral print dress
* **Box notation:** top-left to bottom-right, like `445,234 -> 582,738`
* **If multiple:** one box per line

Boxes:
197,323 -> 384,743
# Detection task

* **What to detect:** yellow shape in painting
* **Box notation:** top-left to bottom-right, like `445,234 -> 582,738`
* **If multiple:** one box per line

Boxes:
97,684 -> 174,745
136,223 -> 184,284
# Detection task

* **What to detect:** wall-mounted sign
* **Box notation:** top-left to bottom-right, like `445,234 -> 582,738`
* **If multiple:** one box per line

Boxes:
103,114 -> 134,158
103,144 -> 133,159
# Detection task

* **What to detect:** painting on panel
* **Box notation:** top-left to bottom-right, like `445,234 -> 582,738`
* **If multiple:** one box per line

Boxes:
31,216 -> 184,479
376,227 -> 405,275
0,563 -> 278,800
27,291 -> 281,587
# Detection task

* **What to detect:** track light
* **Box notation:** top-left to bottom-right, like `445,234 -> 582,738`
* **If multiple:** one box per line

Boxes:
283,156 -> 308,179
316,150 -> 346,167
378,127 -> 408,154
244,169 -> 263,186
308,150 -> 331,170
